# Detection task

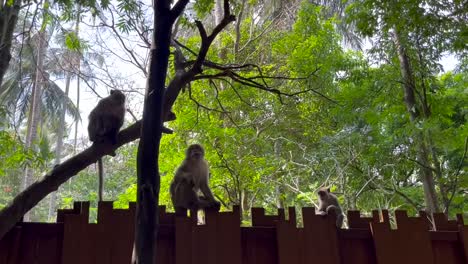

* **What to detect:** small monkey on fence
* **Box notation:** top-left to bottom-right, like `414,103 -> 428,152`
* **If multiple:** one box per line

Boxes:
87,89 -> 126,202
316,187 -> 344,228
170,144 -> 221,216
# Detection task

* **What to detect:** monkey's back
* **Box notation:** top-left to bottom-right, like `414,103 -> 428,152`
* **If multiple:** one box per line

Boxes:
318,192 -> 340,212
88,96 -> 125,142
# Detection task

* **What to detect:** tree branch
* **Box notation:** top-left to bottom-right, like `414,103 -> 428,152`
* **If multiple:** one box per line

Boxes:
170,0 -> 190,22
163,0 -> 235,118
0,120 -> 141,239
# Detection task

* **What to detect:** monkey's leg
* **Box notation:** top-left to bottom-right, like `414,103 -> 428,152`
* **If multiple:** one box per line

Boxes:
336,214 -> 344,228
197,196 -> 221,212
98,158 -> 104,201
315,210 -> 327,215
174,207 -> 188,217
199,183 -> 220,208
172,180 -> 198,217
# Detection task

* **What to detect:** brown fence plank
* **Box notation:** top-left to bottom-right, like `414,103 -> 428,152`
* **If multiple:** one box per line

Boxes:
190,207 -> 242,264
159,205 -> 176,225
96,201 -> 135,264
430,228 -> 467,264
252,207 -> 285,227
302,207 -> 341,264
2,205 -> 468,264
348,210 -> 371,229
242,227 -> 278,264
213,206 -> 242,264
371,210 -> 435,264
459,224 -> 468,263
339,229 -> 376,264
157,225 -> 175,264
276,216 -> 303,264
433,213 -> 460,231
175,215 -> 194,264
0,227 -> 21,264
61,202 -> 94,264
15,223 -> 63,264
57,201 -> 85,222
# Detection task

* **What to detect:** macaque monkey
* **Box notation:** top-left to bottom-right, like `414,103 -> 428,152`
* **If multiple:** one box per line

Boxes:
170,144 -> 221,216
317,187 -> 344,228
87,89 -> 126,201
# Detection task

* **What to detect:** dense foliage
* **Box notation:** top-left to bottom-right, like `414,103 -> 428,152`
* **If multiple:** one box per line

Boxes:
0,0 -> 466,224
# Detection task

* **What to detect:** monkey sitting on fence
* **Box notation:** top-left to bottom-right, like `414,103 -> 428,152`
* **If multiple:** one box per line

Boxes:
87,89 -> 126,201
170,144 -> 221,216
316,187 -> 344,228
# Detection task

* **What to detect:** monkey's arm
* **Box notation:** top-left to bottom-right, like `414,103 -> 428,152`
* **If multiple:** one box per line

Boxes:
174,170 -> 194,186
317,202 -> 328,213
199,181 -> 216,201
198,171 -> 218,204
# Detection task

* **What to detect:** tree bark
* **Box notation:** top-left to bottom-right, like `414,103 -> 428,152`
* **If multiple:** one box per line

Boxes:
133,1 -> 188,263
234,0 -> 246,57
392,29 -> 440,213
0,0 -> 21,88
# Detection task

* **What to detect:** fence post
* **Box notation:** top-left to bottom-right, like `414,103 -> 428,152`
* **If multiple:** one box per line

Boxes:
61,202 -> 91,264
371,210 -> 435,264
301,207 -> 341,264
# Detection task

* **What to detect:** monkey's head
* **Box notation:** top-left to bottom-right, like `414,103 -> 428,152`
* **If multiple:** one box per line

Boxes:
317,187 -> 331,201
186,144 -> 205,160
110,89 -> 126,104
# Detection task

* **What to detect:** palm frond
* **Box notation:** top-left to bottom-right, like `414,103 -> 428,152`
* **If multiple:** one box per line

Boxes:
42,81 -> 81,123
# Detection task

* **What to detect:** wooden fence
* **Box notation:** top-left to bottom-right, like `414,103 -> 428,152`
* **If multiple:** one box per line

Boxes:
0,201 -> 467,264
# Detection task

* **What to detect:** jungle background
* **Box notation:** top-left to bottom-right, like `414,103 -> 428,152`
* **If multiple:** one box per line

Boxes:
0,0 -> 466,225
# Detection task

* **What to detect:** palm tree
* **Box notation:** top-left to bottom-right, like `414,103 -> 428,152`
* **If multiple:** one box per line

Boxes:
0,11 -> 80,221
0,30 -> 81,132
0,0 -> 21,87
47,8 -> 84,220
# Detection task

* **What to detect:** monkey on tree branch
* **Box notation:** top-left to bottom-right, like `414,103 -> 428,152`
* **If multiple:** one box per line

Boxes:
87,89 -> 126,202
0,0 -> 320,243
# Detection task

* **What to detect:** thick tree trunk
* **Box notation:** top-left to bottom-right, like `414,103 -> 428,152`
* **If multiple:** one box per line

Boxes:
428,136 -> 450,213
133,1 -> 188,263
48,72 -> 71,221
234,0 -> 246,57
0,0 -> 21,88
392,30 -> 440,213
22,29 -> 48,221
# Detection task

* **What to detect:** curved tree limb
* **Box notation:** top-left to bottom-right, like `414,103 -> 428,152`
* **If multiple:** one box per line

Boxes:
0,120 -> 141,239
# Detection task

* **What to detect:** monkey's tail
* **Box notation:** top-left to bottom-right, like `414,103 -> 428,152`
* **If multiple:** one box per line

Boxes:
98,158 -> 104,202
